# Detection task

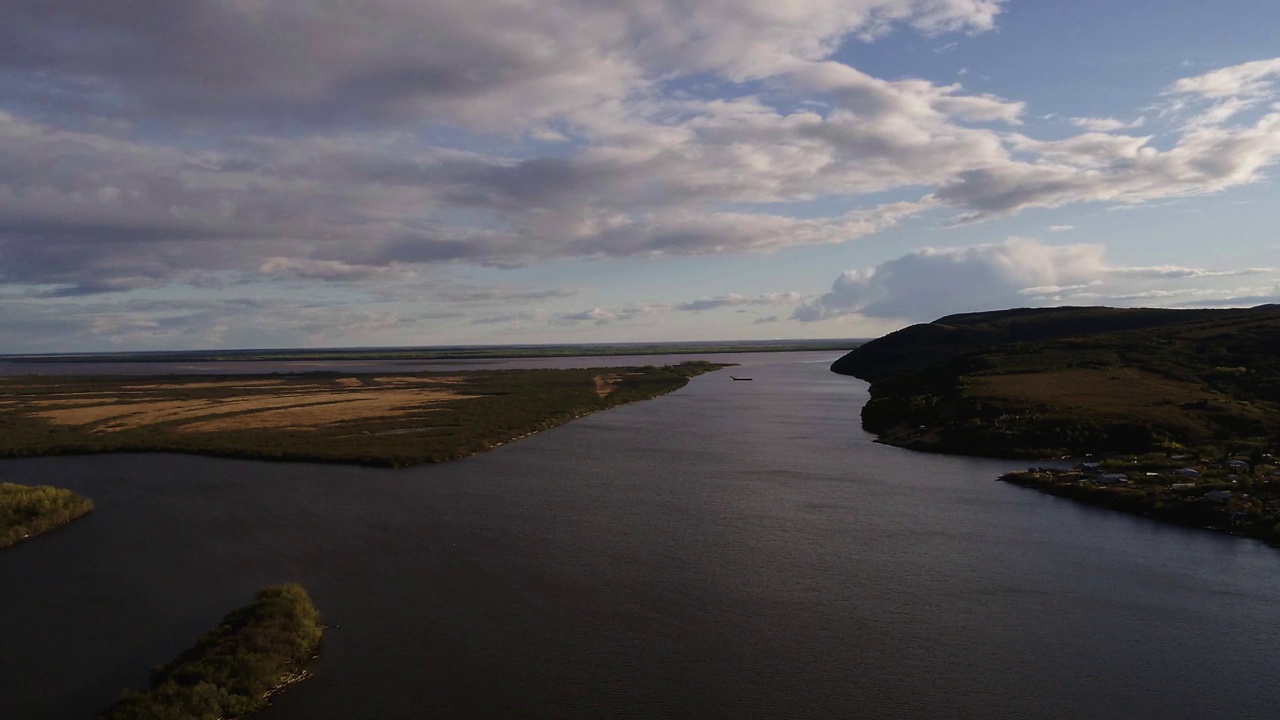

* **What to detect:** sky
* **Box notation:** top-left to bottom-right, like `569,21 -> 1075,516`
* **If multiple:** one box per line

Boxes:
2,0 -> 1279,352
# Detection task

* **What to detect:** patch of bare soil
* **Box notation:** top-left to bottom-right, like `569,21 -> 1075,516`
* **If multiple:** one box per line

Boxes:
594,374 -> 622,398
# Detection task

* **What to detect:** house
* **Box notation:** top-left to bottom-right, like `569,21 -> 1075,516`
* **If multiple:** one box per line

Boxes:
1225,460 -> 1250,471
1204,490 -> 1233,504
1174,468 -> 1201,478
1080,462 -> 1102,474
1170,482 -> 1197,490
1095,474 -> 1128,484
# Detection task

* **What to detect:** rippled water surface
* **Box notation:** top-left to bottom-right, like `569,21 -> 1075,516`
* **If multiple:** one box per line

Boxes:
2,352 -> 1279,719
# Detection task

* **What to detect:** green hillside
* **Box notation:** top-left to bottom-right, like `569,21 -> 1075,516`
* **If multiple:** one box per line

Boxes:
831,305 -> 1280,458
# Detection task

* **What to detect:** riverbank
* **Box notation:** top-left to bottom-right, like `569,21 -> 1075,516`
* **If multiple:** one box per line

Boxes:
0,482 -> 93,549
97,583 -> 323,719
0,361 -> 726,467
1000,456 -> 1280,548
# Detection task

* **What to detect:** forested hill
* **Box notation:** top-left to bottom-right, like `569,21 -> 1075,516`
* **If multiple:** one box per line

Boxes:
830,305 -> 1280,458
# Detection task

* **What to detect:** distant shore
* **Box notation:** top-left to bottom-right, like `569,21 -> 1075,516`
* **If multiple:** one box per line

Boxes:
1,339 -> 859,367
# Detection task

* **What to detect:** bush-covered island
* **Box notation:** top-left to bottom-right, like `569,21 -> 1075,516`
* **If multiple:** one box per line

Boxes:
0,361 -> 725,467
0,482 -> 93,549
831,305 -> 1280,545
98,584 -> 324,720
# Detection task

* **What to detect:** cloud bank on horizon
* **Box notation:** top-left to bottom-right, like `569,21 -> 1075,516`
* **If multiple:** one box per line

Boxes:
794,237 -> 1277,322
2,0 -> 1278,350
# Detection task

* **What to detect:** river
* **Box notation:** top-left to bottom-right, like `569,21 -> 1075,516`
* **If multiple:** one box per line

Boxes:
1,352 -> 1278,719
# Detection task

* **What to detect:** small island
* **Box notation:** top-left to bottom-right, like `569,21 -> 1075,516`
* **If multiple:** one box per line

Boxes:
831,305 -> 1280,545
0,361 -> 725,467
98,583 -> 324,720
0,482 -> 94,550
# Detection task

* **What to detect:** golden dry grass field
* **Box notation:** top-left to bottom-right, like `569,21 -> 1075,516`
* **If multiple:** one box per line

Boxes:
27,376 -> 474,433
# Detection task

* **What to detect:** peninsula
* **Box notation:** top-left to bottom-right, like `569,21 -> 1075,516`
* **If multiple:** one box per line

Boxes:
831,305 -> 1280,544
0,362 -> 724,467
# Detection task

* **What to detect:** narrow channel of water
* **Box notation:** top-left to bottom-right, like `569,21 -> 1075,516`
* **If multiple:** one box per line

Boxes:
2,352 -> 1278,718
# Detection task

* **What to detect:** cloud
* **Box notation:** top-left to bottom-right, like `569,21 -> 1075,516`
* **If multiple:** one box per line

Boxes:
1,0 -> 1007,130
1107,266 -> 1272,280
794,237 -> 1106,321
552,303 -> 672,326
470,311 -> 549,326
0,293 -> 461,352
1178,287 -> 1280,307
675,292 -> 802,312
554,307 -> 624,326
1169,58 -> 1280,101
937,108 -> 1280,221
437,287 -> 578,304
929,58 -> 1280,221
0,1 -> 1020,295
793,237 -> 1278,322
2,3 -> 1280,317
1163,58 -> 1280,129
1069,116 -> 1145,132
554,291 -> 801,326
258,258 -> 416,282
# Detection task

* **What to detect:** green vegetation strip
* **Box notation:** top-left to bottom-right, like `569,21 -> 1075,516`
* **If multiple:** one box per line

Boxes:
0,482 -> 93,549
1001,456 -> 1280,548
99,584 -> 324,720
0,361 -> 726,467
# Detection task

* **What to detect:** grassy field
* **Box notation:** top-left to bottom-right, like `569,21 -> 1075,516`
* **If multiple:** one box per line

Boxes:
963,366 -> 1270,444
0,362 -> 724,467
0,482 -> 94,549
98,584 -> 323,720
832,305 -> 1280,458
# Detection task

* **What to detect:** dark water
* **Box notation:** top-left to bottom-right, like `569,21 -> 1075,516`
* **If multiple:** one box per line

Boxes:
2,352 -> 1278,719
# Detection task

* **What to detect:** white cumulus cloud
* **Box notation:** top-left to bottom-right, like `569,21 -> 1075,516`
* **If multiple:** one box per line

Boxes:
794,237 -> 1278,322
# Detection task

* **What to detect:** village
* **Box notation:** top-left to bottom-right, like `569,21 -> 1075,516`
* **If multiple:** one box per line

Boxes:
1000,452 -> 1280,547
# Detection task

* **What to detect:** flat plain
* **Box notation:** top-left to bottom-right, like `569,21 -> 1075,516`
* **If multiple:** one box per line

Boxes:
0,362 -> 723,467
